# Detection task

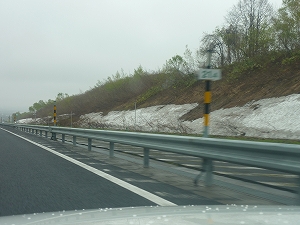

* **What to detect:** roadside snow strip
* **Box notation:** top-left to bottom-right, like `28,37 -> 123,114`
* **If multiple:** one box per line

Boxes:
18,94 -> 300,140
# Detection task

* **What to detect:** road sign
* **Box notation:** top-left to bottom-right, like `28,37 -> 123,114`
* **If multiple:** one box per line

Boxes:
197,69 -> 221,81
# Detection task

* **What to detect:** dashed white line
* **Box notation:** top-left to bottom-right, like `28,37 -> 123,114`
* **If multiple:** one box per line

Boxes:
215,165 -> 266,170
259,182 -> 298,187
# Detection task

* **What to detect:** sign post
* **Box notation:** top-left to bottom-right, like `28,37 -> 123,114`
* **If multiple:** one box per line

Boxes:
194,45 -> 222,186
196,52 -> 222,137
53,100 -> 57,126
51,101 -> 57,141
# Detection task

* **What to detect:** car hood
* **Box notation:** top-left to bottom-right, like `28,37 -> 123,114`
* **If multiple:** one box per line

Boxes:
0,205 -> 300,225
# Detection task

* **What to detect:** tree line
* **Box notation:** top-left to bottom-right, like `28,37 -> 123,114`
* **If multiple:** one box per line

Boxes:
199,0 -> 300,67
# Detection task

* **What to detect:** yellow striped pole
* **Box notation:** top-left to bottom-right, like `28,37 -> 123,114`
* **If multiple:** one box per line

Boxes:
53,101 -> 57,126
203,48 -> 213,137
195,43 -> 220,186
51,100 -> 57,140
203,81 -> 211,137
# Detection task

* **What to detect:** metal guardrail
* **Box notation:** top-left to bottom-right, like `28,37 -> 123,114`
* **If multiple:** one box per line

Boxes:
2,123 -> 300,203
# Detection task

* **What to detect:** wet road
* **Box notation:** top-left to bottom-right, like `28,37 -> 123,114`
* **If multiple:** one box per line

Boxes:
0,127 -> 220,217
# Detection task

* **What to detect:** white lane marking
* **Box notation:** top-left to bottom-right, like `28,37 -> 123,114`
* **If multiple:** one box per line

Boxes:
259,182 -> 298,187
3,128 -> 177,207
157,158 -> 176,161
88,162 -> 105,165
215,165 -> 266,170
124,178 -> 158,183
182,164 -> 198,167
216,171 -> 298,178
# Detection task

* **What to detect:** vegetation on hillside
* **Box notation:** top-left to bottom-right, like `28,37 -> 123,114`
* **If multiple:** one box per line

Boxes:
13,0 -> 300,126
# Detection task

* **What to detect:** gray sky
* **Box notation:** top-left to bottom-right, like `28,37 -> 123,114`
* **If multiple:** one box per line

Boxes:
0,0 -> 282,114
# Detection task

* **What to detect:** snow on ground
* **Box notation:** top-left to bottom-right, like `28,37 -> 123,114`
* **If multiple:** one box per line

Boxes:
77,104 -> 198,133
18,115 -> 66,125
185,94 -> 300,139
77,94 -> 300,140
18,118 -> 35,124
19,94 -> 300,140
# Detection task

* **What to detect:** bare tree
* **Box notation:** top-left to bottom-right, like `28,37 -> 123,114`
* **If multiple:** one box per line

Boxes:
225,0 -> 274,58
272,0 -> 300,51
199,33 -> 225,67
197,0 -> 274,67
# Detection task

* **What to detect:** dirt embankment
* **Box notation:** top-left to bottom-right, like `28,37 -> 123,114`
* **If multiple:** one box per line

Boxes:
136,55 -> 300,121
49,52 -> 300,128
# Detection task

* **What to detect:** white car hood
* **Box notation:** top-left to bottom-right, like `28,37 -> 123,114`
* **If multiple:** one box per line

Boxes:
0,205 -> 300,225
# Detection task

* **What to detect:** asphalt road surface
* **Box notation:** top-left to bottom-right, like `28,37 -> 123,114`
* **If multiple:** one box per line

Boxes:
63,135 -> 299,193
0,127 -> 221,217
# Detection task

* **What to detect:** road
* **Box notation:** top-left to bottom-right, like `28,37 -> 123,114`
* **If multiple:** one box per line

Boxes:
114,147 -> 298,193
1,125 -> 298,217
0,127 -> 221,217
60,135 -> 299,193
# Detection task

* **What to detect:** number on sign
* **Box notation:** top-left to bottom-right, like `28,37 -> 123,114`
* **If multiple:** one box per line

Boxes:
197,69 -> 221,81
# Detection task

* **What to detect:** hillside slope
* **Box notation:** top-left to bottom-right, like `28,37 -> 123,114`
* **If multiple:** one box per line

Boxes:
19,51 -> 300,128
134,53 -> 300,122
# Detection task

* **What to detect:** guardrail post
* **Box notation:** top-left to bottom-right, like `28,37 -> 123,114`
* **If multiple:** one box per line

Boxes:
88,138 -> 92,151
39,130 -> 42,136
62,134 -> 65,143
203,158 -> 213,186
110,142 -> 114,158
31,129 -> 34,134
73,136 -> 76,146
143,148 -> 149,168
51,132 -> 57,141
45,131 -> 48,138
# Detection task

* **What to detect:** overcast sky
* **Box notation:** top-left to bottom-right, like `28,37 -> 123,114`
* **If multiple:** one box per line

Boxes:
0,0 -> 282,114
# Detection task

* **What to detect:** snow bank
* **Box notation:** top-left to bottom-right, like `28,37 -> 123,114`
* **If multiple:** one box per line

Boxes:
20,94 -> 300,140
18,118 -> 36,124
76,94 -> 300,139
186,94 -> 300,139
18,115 -> 68,125
77,103 -> 198,133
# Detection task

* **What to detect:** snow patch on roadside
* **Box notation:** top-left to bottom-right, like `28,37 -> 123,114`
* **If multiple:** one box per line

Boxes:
18,118 -> 35,124
77,104 -> 198,133
77,94 -> 300,139
185,94 -> 300,139
19,94 -> 300,140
